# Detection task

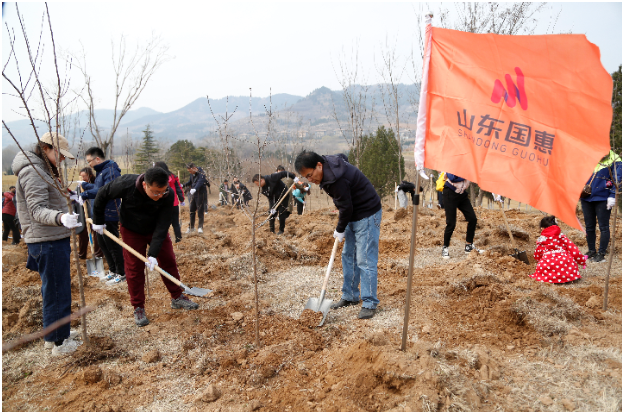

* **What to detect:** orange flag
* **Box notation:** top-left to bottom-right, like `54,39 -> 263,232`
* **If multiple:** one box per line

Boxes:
415,27 -> 613,230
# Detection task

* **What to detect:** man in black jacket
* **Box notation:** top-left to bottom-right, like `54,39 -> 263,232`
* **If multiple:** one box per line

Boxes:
252,170 -> 296,234
92,167 -> 199,327
184,163 -> 208,233
295,150 -> 382,319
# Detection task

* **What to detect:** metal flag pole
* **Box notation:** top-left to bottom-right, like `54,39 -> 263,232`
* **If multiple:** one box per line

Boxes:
401,11 -> 433,351
401,172 -> 420,351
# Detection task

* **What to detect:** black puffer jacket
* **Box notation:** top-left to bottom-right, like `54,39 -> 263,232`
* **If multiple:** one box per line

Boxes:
93,174 -> 173,257
319,154 -> 381,233
260,171 -> 295,208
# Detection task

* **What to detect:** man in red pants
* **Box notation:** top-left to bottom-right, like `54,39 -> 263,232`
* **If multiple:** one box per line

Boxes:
92,166 -> 198,326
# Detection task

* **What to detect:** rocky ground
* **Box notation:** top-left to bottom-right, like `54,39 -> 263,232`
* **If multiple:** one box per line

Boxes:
2,202 -> 622,412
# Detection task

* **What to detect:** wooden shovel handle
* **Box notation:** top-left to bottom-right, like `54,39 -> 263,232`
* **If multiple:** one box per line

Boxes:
498,201 -> 518,250
321,238 -> 340,292
86,218 -> 183,288
272,183 -> 296,211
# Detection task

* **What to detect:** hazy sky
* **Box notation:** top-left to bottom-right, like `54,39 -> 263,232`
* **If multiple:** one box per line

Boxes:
3,2 -> 621,123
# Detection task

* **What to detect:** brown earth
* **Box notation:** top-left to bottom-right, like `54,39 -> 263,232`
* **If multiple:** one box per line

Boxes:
2,204 -> 622,411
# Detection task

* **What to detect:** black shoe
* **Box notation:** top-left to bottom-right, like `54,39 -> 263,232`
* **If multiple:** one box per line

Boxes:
175,238 -> 182,243
591,253 -> 606,263
358,308 -> 376,319
331,299 -> 360,310
11,242 -> 19,245
585,250 -> 597,259
277,231 -> 284,235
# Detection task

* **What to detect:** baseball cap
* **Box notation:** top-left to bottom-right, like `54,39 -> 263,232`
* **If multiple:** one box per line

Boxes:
40,132 -> 75,159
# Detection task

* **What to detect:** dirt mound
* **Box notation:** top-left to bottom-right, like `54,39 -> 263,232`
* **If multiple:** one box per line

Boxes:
3,204 -> 622,411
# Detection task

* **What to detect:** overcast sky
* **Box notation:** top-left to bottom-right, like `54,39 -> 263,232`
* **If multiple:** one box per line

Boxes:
3,2 -> 621,123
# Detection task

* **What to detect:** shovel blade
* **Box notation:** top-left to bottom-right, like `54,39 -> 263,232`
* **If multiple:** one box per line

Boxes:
304,297 -> 333,326
86,257 -> 105,278
183,286 -> 212,297
511,250 -> 531,265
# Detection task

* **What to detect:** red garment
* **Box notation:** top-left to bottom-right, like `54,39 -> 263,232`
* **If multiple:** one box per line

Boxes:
168,174 -> 182,207
2,192 -> 16,216
530,225 -> 586,284
120,226 -> 183,309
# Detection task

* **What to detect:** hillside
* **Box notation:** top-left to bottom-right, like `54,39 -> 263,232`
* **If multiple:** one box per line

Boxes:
2,201 -> 621,411
2,84 -> 420,151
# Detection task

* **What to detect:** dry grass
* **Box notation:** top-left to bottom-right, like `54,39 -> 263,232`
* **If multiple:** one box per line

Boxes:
512,289 -> 588,336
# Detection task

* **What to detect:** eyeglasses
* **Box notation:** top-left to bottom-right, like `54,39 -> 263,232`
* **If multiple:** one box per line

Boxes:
147,187 -> 167,197
304,167 -> 317,180
86,157 -> 96,165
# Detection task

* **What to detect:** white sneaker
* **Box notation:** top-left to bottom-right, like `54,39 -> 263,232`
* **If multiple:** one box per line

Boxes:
465,243 -> 483,254
106,275 -> 126,285
101,271 -> 117,282
185,228 -> 194,234
44,329 -> 81,349
51,338 -> 82,356
442,246 -> 450,259
198,228 -> 203,234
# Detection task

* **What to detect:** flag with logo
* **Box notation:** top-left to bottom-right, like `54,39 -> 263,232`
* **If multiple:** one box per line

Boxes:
414,21 -> 613,230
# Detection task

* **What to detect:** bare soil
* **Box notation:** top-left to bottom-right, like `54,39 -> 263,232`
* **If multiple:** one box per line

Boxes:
2,204 -> 622,412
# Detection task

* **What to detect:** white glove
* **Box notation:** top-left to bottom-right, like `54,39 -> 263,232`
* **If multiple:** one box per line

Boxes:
60,213 -> 82,229
607,197 -> 616,210
76,180 -> 85,187
395,187 -> 400,193
493,194 -> 503,202
91,223 -> 105,235
333,230 -> 345,242
293,177 -> 300,184
69,193 -> 84,206
304,187 -> 309,192
180,202 -> 186,206
419,169 -> 430,180
145,256 -> 158,271
190,188 -> 196,195
270,209 -> 277,216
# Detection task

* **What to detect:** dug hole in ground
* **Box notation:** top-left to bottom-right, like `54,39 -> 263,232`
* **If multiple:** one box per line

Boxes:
2,203 -> 622,412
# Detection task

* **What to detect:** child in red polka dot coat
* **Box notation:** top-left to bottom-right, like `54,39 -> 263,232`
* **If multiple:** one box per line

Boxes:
530,216 -> 587,284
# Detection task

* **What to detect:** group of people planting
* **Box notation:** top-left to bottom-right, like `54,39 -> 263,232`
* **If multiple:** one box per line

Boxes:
436,149 -> 621,284
9,131 -> 621,356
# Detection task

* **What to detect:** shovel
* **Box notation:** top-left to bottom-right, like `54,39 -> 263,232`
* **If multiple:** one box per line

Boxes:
497,201 -> 530,265
81,196 -> 105,278
87,218 -> 212,297
304,237 -> 340,327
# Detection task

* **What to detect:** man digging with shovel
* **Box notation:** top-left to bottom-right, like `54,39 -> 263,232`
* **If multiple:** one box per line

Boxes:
91,166 -> 199,327
295,150 -> 382,320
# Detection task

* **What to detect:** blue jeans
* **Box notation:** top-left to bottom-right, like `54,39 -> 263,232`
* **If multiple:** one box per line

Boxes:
581,199 -> 611,254
26,237 -> 72,343
341,209 -> 382,309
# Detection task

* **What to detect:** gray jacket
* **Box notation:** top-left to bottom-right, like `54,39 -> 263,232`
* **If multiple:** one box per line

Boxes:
12,151 -> 71,243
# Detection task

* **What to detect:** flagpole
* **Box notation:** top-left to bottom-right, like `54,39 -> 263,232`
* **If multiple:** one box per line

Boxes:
401,172 -> 420,351
603,160 -> 620,310
401,12 -> 433,351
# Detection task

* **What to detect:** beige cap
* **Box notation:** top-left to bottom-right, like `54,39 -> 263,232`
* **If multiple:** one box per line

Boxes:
40,132 -> 75,159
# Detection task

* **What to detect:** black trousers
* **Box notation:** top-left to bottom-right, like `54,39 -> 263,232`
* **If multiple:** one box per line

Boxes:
96,221 -> 125,275
269,194 -> 290,232
171,205 -> 182,241
2,213 -> 20,243
189,189 -> 206,229
443,188 -> 477,247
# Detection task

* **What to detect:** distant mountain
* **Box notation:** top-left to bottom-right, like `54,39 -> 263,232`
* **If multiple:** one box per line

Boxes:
2,85 -> 419,150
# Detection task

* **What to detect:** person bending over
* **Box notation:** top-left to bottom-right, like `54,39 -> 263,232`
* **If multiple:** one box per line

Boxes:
92,166 -> 199,327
